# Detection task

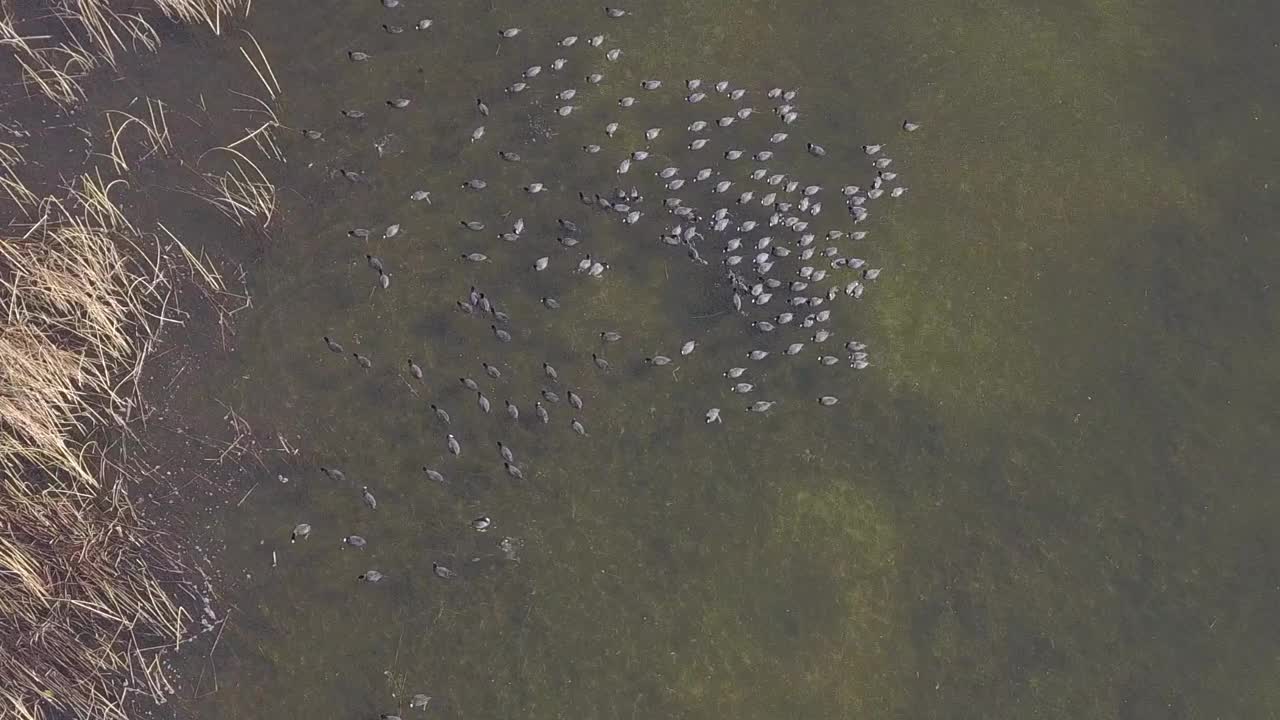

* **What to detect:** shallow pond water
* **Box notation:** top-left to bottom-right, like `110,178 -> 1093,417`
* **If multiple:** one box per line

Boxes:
152,0 -> 1280,718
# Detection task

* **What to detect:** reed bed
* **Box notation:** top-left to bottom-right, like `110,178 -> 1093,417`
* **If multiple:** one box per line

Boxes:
2,0 -> 251,105
0,173 -> 185,720
2,3 -> 272,718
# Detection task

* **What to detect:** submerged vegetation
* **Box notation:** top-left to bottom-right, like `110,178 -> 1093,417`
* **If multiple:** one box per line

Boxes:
0,1 -> 273,718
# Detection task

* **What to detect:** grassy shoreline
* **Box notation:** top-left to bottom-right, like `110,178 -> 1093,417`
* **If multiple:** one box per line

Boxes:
1,2 -> 267,718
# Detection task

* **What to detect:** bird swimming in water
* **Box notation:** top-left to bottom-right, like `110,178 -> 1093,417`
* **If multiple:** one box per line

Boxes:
431,404 -> 450,424
407,359 -> 423,379
324,336 -> 344,353
324,50 -> 899,431
432,562 -> 456,579
291,523 -> 311,542
354,353 -> 372,369
705,408 -> 722,423
361,486 -> 377,510
447,434 -> 461,456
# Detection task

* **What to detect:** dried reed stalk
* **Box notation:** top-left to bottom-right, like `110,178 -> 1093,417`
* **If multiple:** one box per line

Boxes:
195,145 -> 278,227
0,143 -> 40,214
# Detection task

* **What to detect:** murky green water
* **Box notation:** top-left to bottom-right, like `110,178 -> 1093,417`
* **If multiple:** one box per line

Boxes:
161,0 -> 1280,718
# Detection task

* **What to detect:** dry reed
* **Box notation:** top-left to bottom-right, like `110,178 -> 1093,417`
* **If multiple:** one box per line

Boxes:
1,15 -> 96,105
2,0 -> 251,105
191,37 -> 284,227
195,145 -> 278,227
104,98 -> 174,173
0,166 -> 186,720
0,143 -> 40,214
3,3 -> 269,717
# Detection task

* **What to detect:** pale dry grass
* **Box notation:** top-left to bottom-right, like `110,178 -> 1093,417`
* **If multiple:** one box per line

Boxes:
58,0 -> 161,67
0,173 -> 186,720
0,15 -> 96,105
2,0 -> 251,105
0,143 -> 40,214
105,98 -> 174,173
187,32 -> 284,227
2,3 -> 271,716
0,489 -> 188,720
196,145 -> 278,227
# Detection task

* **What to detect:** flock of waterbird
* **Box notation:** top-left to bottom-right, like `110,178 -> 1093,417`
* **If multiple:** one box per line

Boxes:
289,5 -> 918,714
